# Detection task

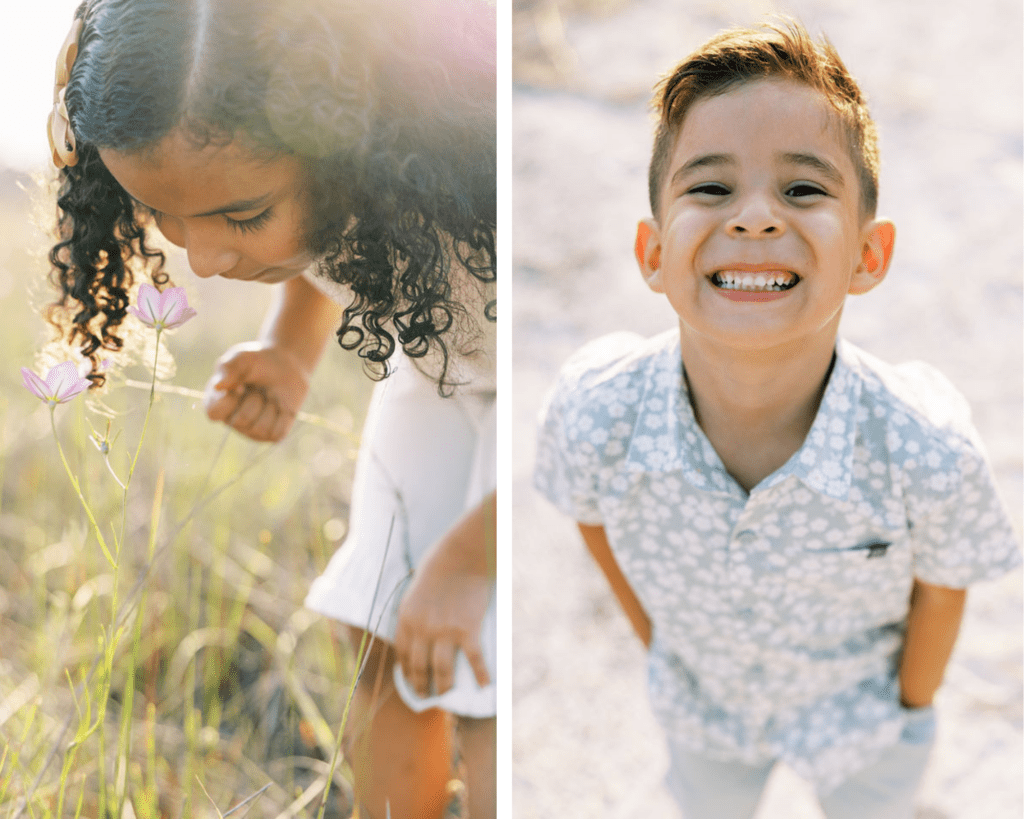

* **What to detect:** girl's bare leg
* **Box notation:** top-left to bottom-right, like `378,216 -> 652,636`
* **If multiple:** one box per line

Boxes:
457,716 -> 496,819
343,626 -> 453,819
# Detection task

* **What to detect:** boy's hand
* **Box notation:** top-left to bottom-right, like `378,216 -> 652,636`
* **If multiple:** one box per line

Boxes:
203,342 -> 310,442
394,494 -> 495,698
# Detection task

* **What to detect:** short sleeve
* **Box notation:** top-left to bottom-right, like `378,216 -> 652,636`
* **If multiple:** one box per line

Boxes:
533,372 -> 605,525
910,445 -> 1022,587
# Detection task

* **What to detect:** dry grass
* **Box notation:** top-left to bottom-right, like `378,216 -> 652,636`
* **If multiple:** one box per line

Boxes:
0,171 -> 385,818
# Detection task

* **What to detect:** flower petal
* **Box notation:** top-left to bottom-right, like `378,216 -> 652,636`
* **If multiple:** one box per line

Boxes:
21,367 -> 51,401
134,284 -> 163,326
158,287 -> 197,329
46,361 -> 91,403
158,288 -> 184,323
164,306 -> 198,329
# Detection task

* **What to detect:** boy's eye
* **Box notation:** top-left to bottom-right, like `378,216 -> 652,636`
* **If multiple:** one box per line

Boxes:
785,183 -> 827,198
225,208 -> 273,234
688,182 -> 731,196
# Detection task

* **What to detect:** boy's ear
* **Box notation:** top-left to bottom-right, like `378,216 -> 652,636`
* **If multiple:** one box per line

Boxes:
850,220 -> 895,295
635,218 -> 664,293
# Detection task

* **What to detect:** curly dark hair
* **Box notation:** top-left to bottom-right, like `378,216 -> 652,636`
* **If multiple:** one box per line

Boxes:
48,0 -> 496,391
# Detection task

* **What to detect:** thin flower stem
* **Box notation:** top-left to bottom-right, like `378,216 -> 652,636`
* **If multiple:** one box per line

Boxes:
104,456 -> 127,491
112,327 -> 161,581
127,329 -> 162,487
49,408 -> 115,568
122,378 -> 362,444
8,434 -> 267,819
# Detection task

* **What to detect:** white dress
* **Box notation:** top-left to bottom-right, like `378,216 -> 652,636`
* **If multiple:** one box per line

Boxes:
303,268 -> 497,718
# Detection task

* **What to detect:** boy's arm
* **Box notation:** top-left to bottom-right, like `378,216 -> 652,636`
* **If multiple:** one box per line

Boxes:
578,523 -> 651,648
898,578 -> 967,708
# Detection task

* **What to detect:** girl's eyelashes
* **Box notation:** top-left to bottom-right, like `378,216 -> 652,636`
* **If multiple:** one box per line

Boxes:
133,202 -> 274,235
225,207 -> 274,234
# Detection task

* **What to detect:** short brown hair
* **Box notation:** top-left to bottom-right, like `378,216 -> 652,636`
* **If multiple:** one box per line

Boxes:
648,19 -> 879,220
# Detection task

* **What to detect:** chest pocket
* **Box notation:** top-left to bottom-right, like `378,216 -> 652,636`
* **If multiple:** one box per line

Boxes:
800,535 -> 911,583
767,535 -> 915,641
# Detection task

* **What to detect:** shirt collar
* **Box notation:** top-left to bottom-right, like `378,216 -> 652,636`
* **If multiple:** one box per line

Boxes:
624,335 -> 863,500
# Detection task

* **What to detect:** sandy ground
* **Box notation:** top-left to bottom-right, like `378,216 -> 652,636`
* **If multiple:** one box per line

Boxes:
511,1 -> 1023,816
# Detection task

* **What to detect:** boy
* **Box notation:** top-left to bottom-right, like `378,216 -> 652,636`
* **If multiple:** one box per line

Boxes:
533,20 -> 1020,819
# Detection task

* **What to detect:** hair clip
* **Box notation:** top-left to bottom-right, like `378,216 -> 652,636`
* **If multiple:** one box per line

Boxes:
47,17 -> 84,169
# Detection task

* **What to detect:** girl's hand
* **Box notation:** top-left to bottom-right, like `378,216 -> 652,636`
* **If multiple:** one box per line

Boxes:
203,341 -> 310,442
394,493 -> 496,698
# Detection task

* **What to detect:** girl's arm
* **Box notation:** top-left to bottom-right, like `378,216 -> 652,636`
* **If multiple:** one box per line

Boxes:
204,275 -> 344,441
577,523 -> 651,648
898,578 -> 967,708
394,491 -> 496,697
256,274 -> 346,371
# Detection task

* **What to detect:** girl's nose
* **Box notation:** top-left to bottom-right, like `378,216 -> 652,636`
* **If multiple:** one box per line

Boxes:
726,192 -> 785,236
184,228 -> 242,279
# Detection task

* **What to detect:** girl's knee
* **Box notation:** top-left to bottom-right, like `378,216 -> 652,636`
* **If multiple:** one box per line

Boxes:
457,715 -> 496,746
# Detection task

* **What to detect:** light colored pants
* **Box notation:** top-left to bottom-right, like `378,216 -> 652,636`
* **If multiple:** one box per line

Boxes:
666,707 -> 936,819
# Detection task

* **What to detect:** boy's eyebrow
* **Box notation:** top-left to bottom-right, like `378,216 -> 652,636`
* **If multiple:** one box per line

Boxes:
669,151 -> 846,188
670,153 -> 734,186
780,152 -> 845,187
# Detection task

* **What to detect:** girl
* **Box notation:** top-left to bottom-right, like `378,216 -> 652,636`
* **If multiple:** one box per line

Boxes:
44,0 -> 496,817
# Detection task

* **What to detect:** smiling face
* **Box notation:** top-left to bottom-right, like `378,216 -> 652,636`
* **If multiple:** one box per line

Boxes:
636,78 -> 894,354
99,131 -> 313,283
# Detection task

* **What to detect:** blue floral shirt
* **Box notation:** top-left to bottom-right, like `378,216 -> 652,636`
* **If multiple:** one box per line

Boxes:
534,329 -> 1020,792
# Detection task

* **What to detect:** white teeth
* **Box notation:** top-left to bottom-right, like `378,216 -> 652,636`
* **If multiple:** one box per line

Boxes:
713,271 -> 797,291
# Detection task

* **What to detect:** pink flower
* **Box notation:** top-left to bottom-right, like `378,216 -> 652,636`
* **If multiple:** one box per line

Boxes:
22,361 -> 91,406
129,284 -> 197,331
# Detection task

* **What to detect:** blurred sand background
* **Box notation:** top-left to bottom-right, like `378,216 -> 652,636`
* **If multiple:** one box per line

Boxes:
512,1 -> 1022,817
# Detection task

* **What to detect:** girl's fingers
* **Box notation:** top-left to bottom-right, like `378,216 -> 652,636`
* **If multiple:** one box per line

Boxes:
210,354 -> 252,395
399,635 -> 489,698
405,637 -> 432,698
430,640 -> 457,695
223,386 -> 284,442
244,393 -> 282,442
461,635 -> 491,688
270,404 -> 294,443
225,386 -> 265,432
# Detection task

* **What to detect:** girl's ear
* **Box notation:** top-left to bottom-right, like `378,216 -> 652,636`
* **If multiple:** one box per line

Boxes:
635,218 -> 664,293
850,220 -> 895,295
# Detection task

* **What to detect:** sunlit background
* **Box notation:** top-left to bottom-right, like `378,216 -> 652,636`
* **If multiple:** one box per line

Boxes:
513,1 -> 1022,817
1,2 -> 82,172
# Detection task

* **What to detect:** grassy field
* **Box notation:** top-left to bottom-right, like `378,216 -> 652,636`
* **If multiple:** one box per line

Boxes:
0,170 -> 379,818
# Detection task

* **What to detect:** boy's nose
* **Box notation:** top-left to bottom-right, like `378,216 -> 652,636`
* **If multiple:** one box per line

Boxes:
726,194 -> 785,236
